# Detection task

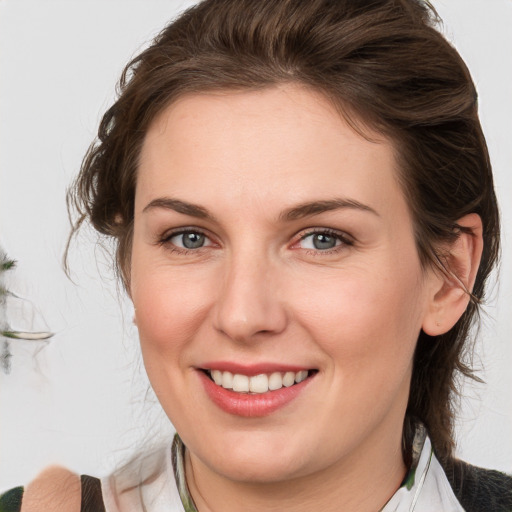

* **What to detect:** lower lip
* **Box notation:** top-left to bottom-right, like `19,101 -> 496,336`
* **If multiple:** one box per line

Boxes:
198,371 -> 314,417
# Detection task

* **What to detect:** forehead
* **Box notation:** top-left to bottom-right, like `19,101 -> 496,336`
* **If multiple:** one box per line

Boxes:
136,85 -> 404,219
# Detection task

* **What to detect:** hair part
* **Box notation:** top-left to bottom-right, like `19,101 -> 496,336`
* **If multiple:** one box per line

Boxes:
67,0 -> 500,464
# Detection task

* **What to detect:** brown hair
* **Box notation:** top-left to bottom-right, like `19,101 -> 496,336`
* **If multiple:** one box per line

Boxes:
68,0 -> 500,464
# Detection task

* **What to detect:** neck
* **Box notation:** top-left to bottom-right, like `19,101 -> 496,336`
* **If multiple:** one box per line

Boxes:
185,424 -> 407,512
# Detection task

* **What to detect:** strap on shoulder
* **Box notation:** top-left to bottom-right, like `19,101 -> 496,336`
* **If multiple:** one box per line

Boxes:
0,486 -> 23,512
80,476 -> 105,512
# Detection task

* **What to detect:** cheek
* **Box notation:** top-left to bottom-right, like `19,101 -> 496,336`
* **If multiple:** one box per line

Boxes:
131,263 -> 215,360
289,259 -> 426,375
131,264 -> 219,422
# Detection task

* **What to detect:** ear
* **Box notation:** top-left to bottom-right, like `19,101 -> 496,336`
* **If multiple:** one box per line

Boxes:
422,213 -> 483,336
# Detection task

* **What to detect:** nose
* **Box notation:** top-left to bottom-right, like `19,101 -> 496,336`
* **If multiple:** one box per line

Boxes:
213,251 -> 288,343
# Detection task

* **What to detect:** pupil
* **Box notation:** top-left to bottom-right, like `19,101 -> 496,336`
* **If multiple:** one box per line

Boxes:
313,233 -> 335,250
183,232 -> 204,249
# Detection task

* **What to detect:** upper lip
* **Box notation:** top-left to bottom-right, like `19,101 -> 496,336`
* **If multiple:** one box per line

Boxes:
198,361 -> 314,376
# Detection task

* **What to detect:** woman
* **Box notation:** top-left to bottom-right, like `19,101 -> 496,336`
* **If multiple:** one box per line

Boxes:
3,0 -> 511,510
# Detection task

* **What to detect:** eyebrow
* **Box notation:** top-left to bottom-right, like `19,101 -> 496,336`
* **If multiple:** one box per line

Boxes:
279,198 -> 379,221
142,196 -> 379,221
143,197 -> 216,221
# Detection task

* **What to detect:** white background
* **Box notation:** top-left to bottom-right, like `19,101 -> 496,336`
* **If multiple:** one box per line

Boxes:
0,0 -> 511,491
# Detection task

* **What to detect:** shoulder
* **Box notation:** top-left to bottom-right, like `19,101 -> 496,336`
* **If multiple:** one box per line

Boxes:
443,458 -> 512,512
20,466 -> 81,512
0,467 -> 106,512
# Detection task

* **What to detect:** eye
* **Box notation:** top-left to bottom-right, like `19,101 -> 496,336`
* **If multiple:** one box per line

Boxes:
296,229 -> 352,252
165,230 -> 213,250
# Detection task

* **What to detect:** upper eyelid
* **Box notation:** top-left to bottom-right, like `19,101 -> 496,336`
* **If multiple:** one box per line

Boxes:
298,227 -> 346,237
161,226 -> 210,239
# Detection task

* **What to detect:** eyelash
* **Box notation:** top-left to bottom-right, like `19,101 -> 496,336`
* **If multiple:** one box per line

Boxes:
158,228 -> 213,255
295,228 -> 354,256
157,227 -> 353,255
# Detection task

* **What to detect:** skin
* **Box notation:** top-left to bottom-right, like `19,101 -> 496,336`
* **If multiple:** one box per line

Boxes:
21,467 -> 80,512
129,84 -> 480,512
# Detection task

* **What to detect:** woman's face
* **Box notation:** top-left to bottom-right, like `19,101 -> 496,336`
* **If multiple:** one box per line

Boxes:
131,85 -> 439,483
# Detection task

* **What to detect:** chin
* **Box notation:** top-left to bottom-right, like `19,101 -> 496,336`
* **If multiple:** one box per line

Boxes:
192,429 -> 314,483
209,454 -> 307,484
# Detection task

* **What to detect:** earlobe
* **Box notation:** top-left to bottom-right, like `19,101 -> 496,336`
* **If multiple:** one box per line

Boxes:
422,213 -> 483,336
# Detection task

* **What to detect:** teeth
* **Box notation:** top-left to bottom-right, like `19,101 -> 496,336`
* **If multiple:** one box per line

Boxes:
211,369 -> 223,385
249,374 -> 269,393
268,372 -> 283,391
209,369 -> 311,394
232,374 -> 249,392
282,371 -> 295,387
222,371 -> 233,389
295,370 -> 308,383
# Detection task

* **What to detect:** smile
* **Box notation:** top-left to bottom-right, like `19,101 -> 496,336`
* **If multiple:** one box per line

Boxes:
198,366 -> 317,417
206,369 -> 310,394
